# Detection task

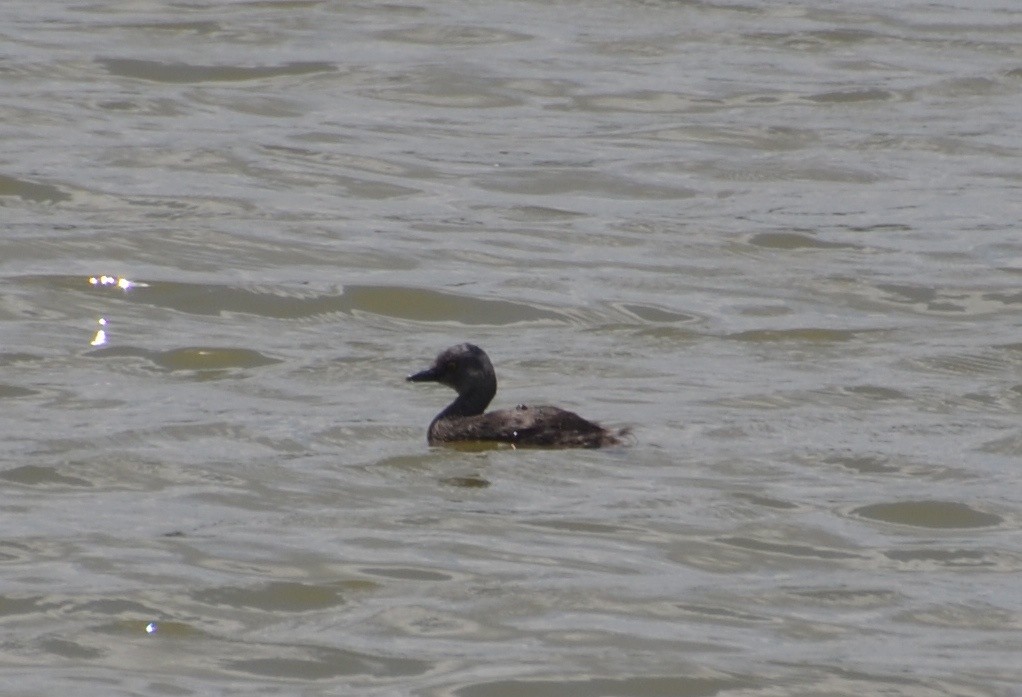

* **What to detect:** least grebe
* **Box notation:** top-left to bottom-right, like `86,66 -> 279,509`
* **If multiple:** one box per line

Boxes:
407,343 -> 626,448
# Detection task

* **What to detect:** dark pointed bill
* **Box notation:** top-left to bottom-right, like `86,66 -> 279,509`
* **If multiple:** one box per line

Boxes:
407,366 -> 439,382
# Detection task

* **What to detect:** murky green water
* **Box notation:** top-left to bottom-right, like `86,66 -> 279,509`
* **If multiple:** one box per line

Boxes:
2,1 -> 1021,695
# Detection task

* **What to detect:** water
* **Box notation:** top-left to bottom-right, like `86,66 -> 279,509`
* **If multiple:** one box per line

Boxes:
2,1 -> 1021,695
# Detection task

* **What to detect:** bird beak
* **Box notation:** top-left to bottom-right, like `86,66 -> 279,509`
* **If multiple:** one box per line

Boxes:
407,366 -> 439,382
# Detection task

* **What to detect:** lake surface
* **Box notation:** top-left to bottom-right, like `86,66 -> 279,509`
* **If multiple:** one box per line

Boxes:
2,1 -> 1021,695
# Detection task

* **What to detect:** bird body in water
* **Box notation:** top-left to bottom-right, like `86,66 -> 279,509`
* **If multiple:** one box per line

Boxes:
407,343 -> 626,448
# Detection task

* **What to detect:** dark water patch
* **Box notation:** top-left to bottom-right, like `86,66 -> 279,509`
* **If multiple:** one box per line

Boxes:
807,88 -> 898,103
631,325 -> 704,343
374,24 -> 532,45
898,602 -> 1019,630
868,283 -> 1014,315
153,347 -> 280,372
226,647 -> 430,680
0,594 -> 64,617
501,205 -> 587,222
343,285 -> 563,324
455,675 -> 749,697
807,28 -> 879,44
915,351 -> 1013,376
192,582 -> 347,613
876,284 -> 941,305
0,384 -> 38,398
39,638 -> 105,660
86,345 -> 280,373
62,276 -> 564,325
674,602 -> 771,624
430,440 -> 506,454
368,71 -> 522,109
98,58 -> 335,83
378,605 -> 479,637
111,20 -> 222,35
788,587 -> 898,607
741,30 -> 833,49
476,169 -> 695,200
841,222 -> 913,233
726,327 -> 860,343
615,303 -> 698,324
136,281 -> 347,318
0,173 -> 71,203
852,501 -> 1002,529
719,537 -> 862,561
772,665 -> 967,696
0,352 -> 42,366
732,493 -> 798,510
747,232 -> 858,250
980,432 -> 1022,456
0,465 -> 92,487
573,91 -> 710,114
842,385 -> 909,401
81,598 -> 161,616
525,519 -> 629,535
822,454 -> 901,475
883,548 -> 1000,569
982,291 -> 1022,305
360,566 -> 452,582
440,475 -> 491,488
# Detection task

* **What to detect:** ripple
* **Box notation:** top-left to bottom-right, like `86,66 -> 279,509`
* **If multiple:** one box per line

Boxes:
475,169 -> 695,199
807,88 -> 898,103
912,351 -> 1016,377
153,347 -> 281,372
0,173 -> 71,203
378,605 -> 480,637
359,566 -> 453,582
674,602 -> 772,624
374,24 -> 532,45
440,475 -> 491,488
39,638 -> 105,660
865,283 -> 1017,316
788,587 -> 899,608
342,285 -> 563,324
226,647 -> 430,680
98,58 -> 335,83
613,303 -> 698,324
368,72 -> 522,108
192,582 -> 349,613
86,345 -> 280,373
851,500 -> 1003,529
747,231 -> 859,250
0,594 -> 64,617
899,602 -> 1022,630
822,454 -> 902,475
68,276 -> 565,325
0,465 -> 91,487
883,548 -> 1010,570
726,327 -> 862,343
454,675 -> 750,697
842,385 -> 910,401
718,537 -> 863,561
0,384 -> 38,398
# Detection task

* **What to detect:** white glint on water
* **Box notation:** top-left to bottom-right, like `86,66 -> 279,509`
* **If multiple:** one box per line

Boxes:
88,275 -> 148,290
90,318 -> 108,346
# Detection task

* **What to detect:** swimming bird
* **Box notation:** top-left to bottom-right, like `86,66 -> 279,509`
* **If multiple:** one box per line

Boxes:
407,343 -> 626,448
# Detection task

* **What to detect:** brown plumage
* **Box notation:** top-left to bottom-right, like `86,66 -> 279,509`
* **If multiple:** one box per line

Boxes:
407,343 -> 626,448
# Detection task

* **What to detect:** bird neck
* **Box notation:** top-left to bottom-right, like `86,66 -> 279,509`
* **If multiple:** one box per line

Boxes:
437,382 -> 495,420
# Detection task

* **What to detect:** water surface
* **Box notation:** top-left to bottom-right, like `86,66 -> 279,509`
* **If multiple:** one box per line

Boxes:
2,1 -> 1021,695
